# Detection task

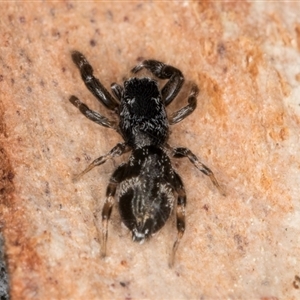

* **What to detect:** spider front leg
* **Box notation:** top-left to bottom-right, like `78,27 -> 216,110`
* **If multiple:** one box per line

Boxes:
71,51 -> 119,110
170,146 -> 225,196
168,84 -> 199,125
131,59 -> 184,106
73,142 -> 130,181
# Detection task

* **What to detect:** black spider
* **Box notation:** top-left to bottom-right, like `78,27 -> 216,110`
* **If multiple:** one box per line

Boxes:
69,51 -> 223,266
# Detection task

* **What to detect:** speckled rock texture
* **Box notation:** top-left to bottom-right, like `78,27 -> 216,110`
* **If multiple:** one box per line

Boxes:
1,2 -> 300,299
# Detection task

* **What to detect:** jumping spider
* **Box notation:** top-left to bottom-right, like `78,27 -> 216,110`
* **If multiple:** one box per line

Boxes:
69,51 -> 223,266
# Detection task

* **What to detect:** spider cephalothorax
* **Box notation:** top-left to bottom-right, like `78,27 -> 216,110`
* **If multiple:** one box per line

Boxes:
119,77 -> 168,148
69,51 -> 223,266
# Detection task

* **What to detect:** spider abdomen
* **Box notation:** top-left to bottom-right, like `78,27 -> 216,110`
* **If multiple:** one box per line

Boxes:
118,146 -> 175,242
